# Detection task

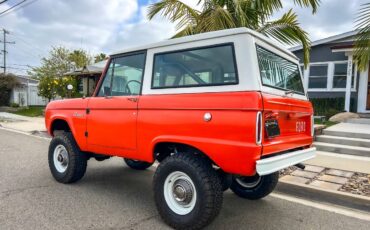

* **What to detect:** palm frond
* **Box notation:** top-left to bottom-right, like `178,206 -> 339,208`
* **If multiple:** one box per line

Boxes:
354,3 -> 370,71
258,9 -> 311,66
147,0 -> 200,30
226,0 -> 260,28
173,24 -> 197,38
196,4 -> 236,32
292,0 -> 320,13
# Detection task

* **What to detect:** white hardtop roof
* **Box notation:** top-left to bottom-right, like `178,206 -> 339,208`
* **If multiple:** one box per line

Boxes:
290,30 -> 357,52
110,28 -> 297,59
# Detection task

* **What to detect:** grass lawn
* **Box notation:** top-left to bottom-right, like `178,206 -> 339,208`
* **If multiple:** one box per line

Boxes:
314,120 -> 338,127
11,106 -> 45,117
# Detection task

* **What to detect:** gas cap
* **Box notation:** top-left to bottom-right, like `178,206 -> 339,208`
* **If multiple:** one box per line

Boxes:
204,113 -> 212,122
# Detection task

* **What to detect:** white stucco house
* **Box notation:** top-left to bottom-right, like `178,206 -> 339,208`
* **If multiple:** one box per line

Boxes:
9,75 -> 47,106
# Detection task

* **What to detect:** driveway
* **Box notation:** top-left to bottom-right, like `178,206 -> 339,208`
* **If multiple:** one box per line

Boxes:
0,129 -> 369,230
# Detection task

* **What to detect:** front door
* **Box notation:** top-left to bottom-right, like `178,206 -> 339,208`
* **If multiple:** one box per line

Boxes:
86,52 -> 146,157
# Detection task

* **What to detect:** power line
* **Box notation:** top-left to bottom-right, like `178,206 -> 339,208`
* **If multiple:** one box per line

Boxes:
0,0 -> 39,17
0,1 -> 9,4
0,0 -> 27,16
8,32 -> 47,56
6,66 -> 29,71
9,63 -> 36,68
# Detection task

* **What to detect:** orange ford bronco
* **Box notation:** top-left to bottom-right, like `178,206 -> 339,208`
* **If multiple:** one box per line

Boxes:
45,28 -> 315,229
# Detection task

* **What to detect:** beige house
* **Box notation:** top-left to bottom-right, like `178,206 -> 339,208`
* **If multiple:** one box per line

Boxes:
66,60 -> 107,96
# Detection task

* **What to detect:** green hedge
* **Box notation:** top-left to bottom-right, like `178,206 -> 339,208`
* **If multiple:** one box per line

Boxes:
310,97 -> 356,119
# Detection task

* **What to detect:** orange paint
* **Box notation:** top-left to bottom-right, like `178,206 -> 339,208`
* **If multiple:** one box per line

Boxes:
45,91 -> 313,176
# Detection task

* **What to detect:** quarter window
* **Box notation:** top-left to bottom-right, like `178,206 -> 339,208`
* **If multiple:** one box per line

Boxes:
152,44 -> 238,89
98,53 -> 145,97
256,46 -> 304,94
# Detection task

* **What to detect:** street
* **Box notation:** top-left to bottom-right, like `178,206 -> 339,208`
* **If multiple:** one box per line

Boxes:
0,128 -> 369,230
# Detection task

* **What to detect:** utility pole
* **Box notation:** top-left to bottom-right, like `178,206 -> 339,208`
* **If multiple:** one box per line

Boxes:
0,29 -> 15,74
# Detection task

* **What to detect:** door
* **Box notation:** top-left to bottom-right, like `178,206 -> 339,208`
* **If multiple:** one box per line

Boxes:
86,52 -> 146,156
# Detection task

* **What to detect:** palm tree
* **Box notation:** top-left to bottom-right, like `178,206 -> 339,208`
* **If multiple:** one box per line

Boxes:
354,3 -> 370,71
148,0 -> 320,66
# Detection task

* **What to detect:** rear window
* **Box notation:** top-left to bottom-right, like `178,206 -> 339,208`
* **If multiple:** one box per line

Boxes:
256,45 -> 304,94
152,44 -> 238,89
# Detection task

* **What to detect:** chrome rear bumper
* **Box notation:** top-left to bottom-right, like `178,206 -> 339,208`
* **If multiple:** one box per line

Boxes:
256,147 -> 316,176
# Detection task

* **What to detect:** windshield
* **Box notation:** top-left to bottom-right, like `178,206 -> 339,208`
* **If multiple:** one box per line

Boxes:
256,45 -> 304,94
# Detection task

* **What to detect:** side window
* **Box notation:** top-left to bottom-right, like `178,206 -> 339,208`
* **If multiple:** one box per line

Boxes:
152,44 -> 238,89
97,53 -> 145,97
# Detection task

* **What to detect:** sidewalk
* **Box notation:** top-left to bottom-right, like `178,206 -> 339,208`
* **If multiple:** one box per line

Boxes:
280,121 -> 370,199
305,151 -> 370,174
0,112 -> 46,132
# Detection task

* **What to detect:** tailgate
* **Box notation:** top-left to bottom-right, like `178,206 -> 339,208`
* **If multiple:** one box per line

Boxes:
261,93 -> 313,156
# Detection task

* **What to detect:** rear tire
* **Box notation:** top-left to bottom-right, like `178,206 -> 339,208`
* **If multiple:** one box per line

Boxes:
124,158 -> 153,170
153,153 -> 223,230
48,132 -> 87,184
230,172 -> 279,200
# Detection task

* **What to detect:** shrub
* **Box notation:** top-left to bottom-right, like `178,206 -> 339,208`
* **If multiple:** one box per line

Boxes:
10,102 -> 19,108
309,97 -> 356,119
0,73 -> 20,106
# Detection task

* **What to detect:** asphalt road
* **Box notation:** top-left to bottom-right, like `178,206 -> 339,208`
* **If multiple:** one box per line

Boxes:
0,128 -> 369,230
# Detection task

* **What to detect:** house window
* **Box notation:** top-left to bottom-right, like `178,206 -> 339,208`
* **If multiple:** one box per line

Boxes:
308,64 -> 328,89
332,62 -> 357,89
333,63 -> 347,88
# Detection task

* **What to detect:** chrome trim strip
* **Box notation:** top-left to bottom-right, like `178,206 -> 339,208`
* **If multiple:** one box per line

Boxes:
311,115 -> 314,137
256,147 -> 316,176
256,112 -> 262,145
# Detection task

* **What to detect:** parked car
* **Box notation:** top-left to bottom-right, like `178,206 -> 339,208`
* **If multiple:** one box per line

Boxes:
45,28 -> 316,229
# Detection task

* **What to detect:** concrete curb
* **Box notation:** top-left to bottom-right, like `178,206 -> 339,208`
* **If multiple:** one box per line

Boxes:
276,180 -> 370,213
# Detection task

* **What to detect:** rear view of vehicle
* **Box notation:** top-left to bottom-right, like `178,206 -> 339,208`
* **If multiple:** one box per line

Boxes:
228,36 -> 315,204
256,45 -> 313,156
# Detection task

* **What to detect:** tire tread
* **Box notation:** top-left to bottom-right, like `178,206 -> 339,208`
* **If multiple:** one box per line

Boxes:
48,132 -> 87,183
153,153 -> 223,230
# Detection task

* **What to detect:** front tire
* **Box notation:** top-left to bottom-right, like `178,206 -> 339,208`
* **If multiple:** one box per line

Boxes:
124,158 -> 153,170
153,153 -> 223,230
48,132 -> 87,184
230,172 -> 279,200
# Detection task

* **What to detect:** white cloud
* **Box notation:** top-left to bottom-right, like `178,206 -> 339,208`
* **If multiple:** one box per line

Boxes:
276,0 -> 364,41
0,0 -> 365,75
0,0 -> 168,74
104,4 -> 175,52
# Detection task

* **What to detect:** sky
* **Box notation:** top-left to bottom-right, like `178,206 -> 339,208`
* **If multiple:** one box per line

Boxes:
0,0 -> 366,75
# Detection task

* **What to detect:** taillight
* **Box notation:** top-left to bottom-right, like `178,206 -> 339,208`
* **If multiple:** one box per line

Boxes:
256,112 -> 262,145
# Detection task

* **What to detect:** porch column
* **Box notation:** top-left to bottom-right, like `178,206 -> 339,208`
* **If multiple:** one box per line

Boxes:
344,55 -> 353,112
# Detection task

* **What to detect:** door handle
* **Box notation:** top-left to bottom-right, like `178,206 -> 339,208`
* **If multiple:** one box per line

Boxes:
127,97 -> 138,102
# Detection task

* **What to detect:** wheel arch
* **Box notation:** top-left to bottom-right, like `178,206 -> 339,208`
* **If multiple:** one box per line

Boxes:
152,140 -> 217,166
50,119 -> 71,135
